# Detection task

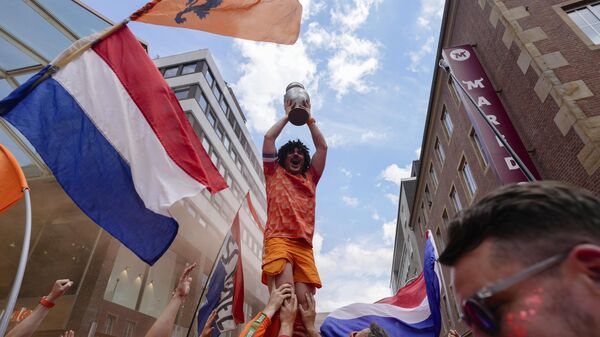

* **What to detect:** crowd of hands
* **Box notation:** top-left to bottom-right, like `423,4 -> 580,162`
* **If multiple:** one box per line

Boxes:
5,263 -> 319,337
7,264 -> 461,337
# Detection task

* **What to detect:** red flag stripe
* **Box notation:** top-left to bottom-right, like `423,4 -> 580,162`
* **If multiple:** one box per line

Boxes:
246,192 -> 265,233
92,26 -> 227,193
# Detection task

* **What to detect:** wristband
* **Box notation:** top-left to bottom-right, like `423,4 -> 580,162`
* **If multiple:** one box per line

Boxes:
307,118 -> 316,126
39,297 -> 55,308
279,335 -> 291,337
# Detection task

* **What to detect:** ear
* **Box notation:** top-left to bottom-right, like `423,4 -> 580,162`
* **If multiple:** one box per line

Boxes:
565,244 -> 600,292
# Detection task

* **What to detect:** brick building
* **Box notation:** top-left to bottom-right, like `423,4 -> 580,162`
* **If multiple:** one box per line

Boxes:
403,0 -> 600,335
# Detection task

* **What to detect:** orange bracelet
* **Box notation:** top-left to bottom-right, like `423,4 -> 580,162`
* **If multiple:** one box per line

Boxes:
39,297 -> 55,308
307,118 -> 316,126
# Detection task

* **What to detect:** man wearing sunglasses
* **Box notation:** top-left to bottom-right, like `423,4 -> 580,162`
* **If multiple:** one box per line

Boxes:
438,181 -> 600,337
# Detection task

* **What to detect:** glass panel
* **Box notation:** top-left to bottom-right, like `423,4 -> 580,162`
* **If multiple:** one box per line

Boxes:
139,251 -> 177,318
210,151 -> 219,166
202,135 -> 210,151
204,69 -> 215,87
194,89 -> 208,112
0,78 -> 15,99
0,125 -> 33,166
36,0 -> 110,38
181,62 -> 197,75
569,11 -> 588,27
592,4 -> 600,18
578,8 -> 599,25
15,73 -> 36,85
206,108 -> 216,127
103,246 -> 146,310
219,98 -> 228,113
174,87 -> 190,100
0,1 -> 73,60
216,125 -> 224,140
212,85 -> 221,101
164,66 -> 179,78
223,135 -> 231,151
582,26 -> 600,43
228,113 -> 236,128
0,36 -> 39,71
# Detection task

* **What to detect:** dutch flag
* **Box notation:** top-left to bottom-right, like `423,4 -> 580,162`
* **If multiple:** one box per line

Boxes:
321,233 -> 443,337
0,25 -> 227,265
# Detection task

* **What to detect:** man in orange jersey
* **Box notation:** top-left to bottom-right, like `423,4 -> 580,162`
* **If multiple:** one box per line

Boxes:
262,111 -> 327,336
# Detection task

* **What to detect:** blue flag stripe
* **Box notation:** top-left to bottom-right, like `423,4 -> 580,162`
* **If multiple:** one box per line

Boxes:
2,77 -> 177,264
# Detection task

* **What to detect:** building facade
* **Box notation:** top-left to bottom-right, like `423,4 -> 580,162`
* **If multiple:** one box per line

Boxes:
0,2 -> 268,337
404,0 -> 600,335
389,162 -> 421,294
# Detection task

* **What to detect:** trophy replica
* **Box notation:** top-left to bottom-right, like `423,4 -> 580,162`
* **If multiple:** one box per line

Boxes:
284,82 -> 311,126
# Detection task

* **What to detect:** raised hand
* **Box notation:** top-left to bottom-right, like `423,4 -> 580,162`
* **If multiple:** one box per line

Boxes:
47,279 -> 74,302
175,263 -> 197,299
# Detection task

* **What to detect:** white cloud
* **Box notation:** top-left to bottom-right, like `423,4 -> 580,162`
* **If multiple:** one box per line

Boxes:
321,121 -> 388,148
360,130 -> 388,143
232,39 -> 318,133
340,168 -> 353,178
385,193 -> 399,205
300,0 -> 327,20
382,219 -> 397,245
372,211 -> 380,221
314,231 -> 393,311
331,0 -> 383,32
407,36 -> 435,73
415,147 -> 422,157
380,164 -> 412,186
416,0 -> 445,30
342,196 -> 359,208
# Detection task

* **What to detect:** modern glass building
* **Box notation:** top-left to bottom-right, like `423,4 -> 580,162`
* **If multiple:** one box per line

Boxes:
0,2 -> 268,337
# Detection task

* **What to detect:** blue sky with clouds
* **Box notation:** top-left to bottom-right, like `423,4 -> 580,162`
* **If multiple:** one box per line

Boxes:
83,0 -> 445,311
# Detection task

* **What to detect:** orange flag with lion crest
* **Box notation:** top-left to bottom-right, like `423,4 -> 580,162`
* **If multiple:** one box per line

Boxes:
130,0 -> 302,45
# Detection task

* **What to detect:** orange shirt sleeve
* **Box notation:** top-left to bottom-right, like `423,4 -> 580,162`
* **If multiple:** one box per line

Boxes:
239,312 -> 271,337
263,152 -> 278,176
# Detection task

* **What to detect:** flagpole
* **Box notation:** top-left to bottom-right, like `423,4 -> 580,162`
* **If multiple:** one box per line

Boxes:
185,199 -> 246,337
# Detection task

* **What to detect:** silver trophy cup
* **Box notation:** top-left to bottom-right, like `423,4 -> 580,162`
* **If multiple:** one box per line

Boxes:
284,82 -> 311,126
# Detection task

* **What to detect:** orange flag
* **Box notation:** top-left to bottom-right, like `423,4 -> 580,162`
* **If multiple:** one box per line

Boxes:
245,192 -> 265,233
130,0 -> 302,45
0,144 -> 28,213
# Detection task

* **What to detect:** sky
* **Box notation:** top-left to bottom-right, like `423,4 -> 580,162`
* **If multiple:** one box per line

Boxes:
82,0 -> 445,312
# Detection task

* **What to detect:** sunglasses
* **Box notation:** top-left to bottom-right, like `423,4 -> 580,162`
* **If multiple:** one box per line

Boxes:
460,251 -> 569,335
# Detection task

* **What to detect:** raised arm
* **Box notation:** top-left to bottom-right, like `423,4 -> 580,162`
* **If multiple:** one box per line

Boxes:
307,119 -> 327,176
263,116 -> 289,155
144,263 -> 196,337
6,279 -> 73,337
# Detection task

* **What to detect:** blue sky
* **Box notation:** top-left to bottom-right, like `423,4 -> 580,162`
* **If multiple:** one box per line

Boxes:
83,0 -> 445,312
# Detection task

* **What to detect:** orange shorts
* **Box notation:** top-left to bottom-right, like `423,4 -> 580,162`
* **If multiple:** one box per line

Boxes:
261,237 -> 322,288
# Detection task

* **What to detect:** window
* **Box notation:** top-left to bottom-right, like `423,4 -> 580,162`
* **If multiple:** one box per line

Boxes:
201,135 -> 210,152
163,66 -> 178,78
124,320 -> 136,337
219,97 -> 229,113
216,125 -> 224,140
174,87 -> 190,100
223,135 -> 231,151
210,150 -> 219,167
429,163 -> 438,189
470,129 -> 489,167
213,84 -> 222,101
442,107 -> 454,137
435,227 -> 445,250
448,77 -> 461,104
450,187 -> 462,212
567,3 -> 600,44
206,107 -> 217,127
194,89 -> 208,112
424,184 -> 432,208
235,124 -> 242,139
181,62 -> 198,75
460,159 -> 477,196
228,112 -> 237,128
185,111 -> 202,136
204,69 -> 215,87
434,138 -> 446,164
442,209 -> 449,226
105,314 -> 116,335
